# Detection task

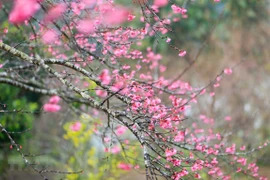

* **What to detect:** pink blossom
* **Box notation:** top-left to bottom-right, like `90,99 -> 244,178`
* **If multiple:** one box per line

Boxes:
127,14 -> 136,21
71,2 -> 84,15
208,169 -> 217,175
115,126 -> 127,136
98,69 -> 111,85
172,169 -> 189,179
154,0 -> 168,7
110,83 -> 122,92
214,83 -> 220,88
225,116 -> 231,121
237,157 -> 247,166
165,148 -> 177,157
103,7 -> 130,25
118,163 -> 132,171
77,19 -> 95,34
44,103 -> 61,112
70,122 -> 82,131
191,163 -> 203,171
178,50 -> 186,57
4,28 -> 8,34
171,5 -> 182,14
224,68 -> 233,75
200,89 -> 206,95
194,173 -> 201,179
225,144 -> 236,154
136,64 -> 141,70
160,119 -> 172,129
159,65 -> 166,72
96,89 -> 107,97
42,30 -> 58,44
111,146 -> 121,154
173,159 -> 182,167
9,0 -> 40,24
211,158 -> 218,165
104,137 -> 111,143
174,131 -> 185,142
49,95 -> 61,104
122,65 -> 130,70
43,3 -> 66,23
0,64 -> 3,68
181,8 -> 187,14
165,164 -> 170,169
240,145 -> 246,151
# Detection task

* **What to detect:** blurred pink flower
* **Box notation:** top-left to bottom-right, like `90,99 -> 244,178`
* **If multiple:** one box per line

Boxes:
99,69 -> 111,85
154,0 -> 168,7
118,163 -> 132,171
9,0 -> 40,24
224,68 -> 233,75
165,148 -> 177,157
96,89 -> 107,97
42,30 -> 58,44
178,50 -> 186,57
44,103 -> 61,112
43,3 -> 66,23
115,126 -> 127,136
127,14 -> 136,21
225,144 -> 236,154
49,95 -> 61,104
111,146 -> 121,154
103,7 -> 130,25
70,122 -> 82,131
77,19 -> 95,34
225,116 -> 232,121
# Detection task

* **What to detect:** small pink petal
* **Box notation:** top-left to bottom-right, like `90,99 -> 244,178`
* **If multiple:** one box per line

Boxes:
178,50 -> 186,57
